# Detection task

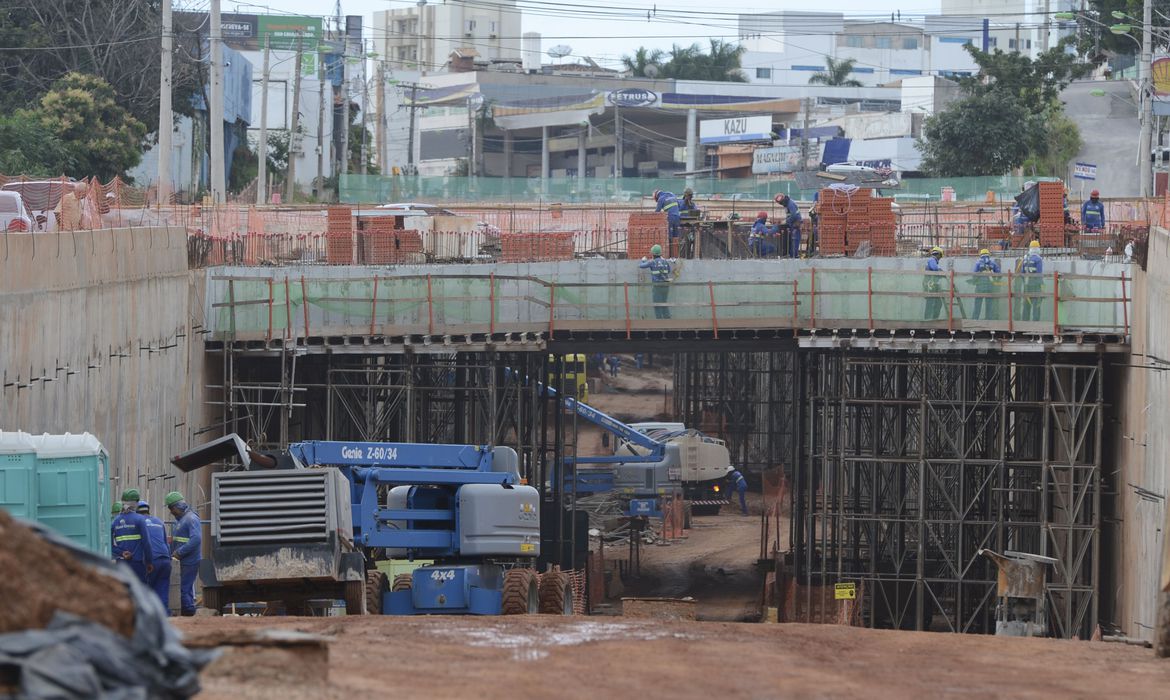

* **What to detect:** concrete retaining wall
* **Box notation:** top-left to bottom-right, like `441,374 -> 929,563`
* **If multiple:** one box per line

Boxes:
0,228 -> 213,519
1107,230 -> 1168,641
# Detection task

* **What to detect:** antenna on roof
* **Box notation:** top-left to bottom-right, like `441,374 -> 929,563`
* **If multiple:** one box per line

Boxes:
547,45 -> 572,59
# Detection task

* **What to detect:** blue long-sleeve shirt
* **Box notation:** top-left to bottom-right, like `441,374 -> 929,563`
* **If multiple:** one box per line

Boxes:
639,256 -> 672,283
1021,252 -> 1043,275
729,470 -> 747,491
750,219 -> 774,238
142,514 -> 171,564
655,193 -> 681,219
1081,200 -> 1106,229
171,506 -> 202,562
779,197 -> 802,225
111,511 -> 154,564
925,256 -> 943,272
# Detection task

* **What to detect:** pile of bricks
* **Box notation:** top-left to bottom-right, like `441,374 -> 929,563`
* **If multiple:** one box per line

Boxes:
361,228 -> 423,264
326,206 -> 354,264
500,232 -> 575,262
1037,181 -> 1066,247
866,197 -> 897,255
627,212 -> 668,258
817,188 -> 873,255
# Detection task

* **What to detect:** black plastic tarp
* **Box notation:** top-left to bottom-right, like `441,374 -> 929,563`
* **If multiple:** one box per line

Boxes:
0,519 -> 214,699
1014,183 -> 1041,222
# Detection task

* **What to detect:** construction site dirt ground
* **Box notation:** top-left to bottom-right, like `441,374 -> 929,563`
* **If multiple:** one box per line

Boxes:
175,614 -> 1170,699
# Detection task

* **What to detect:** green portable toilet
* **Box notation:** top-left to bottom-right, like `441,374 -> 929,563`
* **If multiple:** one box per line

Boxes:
0,431 -> 37,520
27,433 -> 111,554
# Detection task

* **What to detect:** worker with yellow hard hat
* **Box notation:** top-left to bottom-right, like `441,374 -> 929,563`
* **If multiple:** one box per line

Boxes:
923,246 -> 945,320
972,248 -> 1002,320
1016,240 -> 1045,322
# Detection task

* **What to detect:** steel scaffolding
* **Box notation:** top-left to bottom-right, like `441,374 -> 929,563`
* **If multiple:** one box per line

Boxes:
792,351 -> 1103,638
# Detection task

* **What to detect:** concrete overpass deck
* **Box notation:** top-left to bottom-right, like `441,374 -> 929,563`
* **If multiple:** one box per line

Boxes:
203,258 -> 1132,354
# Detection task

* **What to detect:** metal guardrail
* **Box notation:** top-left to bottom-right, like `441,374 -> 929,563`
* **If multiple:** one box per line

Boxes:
207,268 -> 1132,342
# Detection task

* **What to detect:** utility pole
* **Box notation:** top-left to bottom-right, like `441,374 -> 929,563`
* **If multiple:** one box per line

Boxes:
317,50 -> 327,199
467,96 -> 475,177
1041,0 -> 1050,52
800,97 -> 811,170
157,0 -> 173,205
417,0 -> 428,72
286,32 -> 304,202
209,0 -> 226,202
614,102 -> 622,180
1140,0 -> 1154,197
256,37 -> 270,205
376,60 -> 386,173
360,72 -> 370,175
406,83 -> 419,174
341,49 -> 351,176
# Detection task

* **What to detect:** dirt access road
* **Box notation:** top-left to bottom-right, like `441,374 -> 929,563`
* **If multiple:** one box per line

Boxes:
177,614 -> 1170,699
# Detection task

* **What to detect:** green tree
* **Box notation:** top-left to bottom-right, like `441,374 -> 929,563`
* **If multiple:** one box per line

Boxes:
808,57 -> 863,87
24,73 -> 148,180
622,40 -> 745,82
919,91 -> 1042,176
1021,105 -> 1084,178
0,115 -> 75,176
959,40 -> 1094,107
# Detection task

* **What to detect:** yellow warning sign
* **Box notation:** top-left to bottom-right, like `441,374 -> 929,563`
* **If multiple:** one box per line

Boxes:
834,582 -> 856,600
520,543 -> 535,553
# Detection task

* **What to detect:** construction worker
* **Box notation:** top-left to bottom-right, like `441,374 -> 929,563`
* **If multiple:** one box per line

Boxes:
137,500 -> 172,611
774,193 -> 803,258
1081,189 -> 1106,232
653,189 -> 682,241
1016,240 -> 1045,322
972,249 -> 1002,320
639,244 -> 673,319
749,211 -> 774,258
726,467 -> 748,515
111,488 -> 154,585
923,246 -> 945,320
679,187 -> 698,214
167,491 -> 202,617
807,190 -> 820,257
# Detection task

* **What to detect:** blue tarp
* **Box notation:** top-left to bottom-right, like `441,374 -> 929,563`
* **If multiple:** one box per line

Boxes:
821,137 -> 851,166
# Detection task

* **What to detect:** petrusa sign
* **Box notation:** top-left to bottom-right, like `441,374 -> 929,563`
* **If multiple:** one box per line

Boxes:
699,115 -> 773,144
607,88 -> 659,107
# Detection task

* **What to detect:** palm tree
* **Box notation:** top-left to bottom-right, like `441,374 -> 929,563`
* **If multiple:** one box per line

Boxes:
808,57 -> 863,87
621,47 -> 665,78
703,39 -> 747,82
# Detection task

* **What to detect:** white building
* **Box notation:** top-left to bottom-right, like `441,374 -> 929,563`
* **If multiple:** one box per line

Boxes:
373,0 -> 523,73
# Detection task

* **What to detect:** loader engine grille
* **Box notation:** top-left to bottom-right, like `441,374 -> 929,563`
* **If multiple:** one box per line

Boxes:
214,471 -> 330,545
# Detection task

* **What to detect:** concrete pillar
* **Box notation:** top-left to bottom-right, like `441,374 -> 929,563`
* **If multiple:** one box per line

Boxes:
503,130 -> 513,179
686,108 -> 697,191
541,126 -> 550,195
577,127 -> 587,192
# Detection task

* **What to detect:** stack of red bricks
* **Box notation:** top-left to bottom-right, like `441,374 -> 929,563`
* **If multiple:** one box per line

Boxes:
360,218 -> 423,264
326,206 -> 354,264
867,197 -> 897,255
626,212 -> 668,259
1036,181 -> 1065,247
500,232 -> 575,262
817,188 -> 873,255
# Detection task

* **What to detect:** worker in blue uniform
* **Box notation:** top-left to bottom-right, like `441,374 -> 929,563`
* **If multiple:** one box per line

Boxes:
653,189 -> 682,241
749,211 -> 775,258
111,488 -> 154,585
972,248 -> 1002,320
1016,240 -> 1045,322
923,246 -> 945,320
774,193 -> 803,258
167,491 -> 202,616
726,467 -> 748,515
679,188 -> 697,214
1081,189 -> 1106,232
639,244 -> 673,319
137,500 -> 172,611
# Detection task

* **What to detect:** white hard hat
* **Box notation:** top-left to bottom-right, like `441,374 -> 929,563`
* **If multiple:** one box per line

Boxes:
725,466 -> 735,474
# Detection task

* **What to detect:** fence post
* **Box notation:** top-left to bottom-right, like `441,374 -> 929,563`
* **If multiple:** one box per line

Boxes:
1052,271 -> 1060,336
489,272 -> 496,336
266,278 -> 274,342
284,277 -> 292,341
548,283 -> 556,334
301,275 -> 310,338
228,278 -> 237,340
427,274 -> 435,336
370,275 -> 380,336
1121,270 -> 1129,337
1006,270 -> 1014,334
867,266 -> 874,331
810,268 -> 817,327
708,281 -> 719,339
791,280 -> 799,336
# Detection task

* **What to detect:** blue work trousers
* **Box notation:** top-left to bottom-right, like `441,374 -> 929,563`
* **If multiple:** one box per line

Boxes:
788,226 -> 802,258
148,558 -> 172,612
667,216 -> 680,239
179,560 -> 200,615
737,486 -> 748,515
122,558 -> 150,585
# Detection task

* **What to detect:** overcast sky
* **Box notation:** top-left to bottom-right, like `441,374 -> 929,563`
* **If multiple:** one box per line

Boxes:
227,1 -> 945,68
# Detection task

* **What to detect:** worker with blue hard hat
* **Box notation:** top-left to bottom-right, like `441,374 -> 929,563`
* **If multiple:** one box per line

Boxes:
639,243 -> 673,319
111,488 -> 154,585
726,466 -> 748,515
166,491 -> 203,616
136,500 -> 173,611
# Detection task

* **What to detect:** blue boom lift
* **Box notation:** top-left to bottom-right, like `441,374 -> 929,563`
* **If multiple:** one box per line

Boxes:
172,435 -> 571,616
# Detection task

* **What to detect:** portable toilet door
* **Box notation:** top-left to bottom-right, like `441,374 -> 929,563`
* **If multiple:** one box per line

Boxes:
28,433 -> 110,554
0,431 -> 38,521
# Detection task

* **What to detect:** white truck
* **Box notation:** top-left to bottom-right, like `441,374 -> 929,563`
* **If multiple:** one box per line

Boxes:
618,422 -> 733,515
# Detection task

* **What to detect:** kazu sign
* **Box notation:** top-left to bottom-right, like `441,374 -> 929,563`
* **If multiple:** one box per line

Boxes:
607,88 -> 659,107
699,115 -> 773,144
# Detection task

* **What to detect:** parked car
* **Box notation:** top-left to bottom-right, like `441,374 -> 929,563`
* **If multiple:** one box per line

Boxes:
0,191 -> 33,232
1,179 -> 75,231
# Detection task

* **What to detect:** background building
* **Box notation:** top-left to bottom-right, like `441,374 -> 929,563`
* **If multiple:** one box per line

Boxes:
373,0 -> 523,72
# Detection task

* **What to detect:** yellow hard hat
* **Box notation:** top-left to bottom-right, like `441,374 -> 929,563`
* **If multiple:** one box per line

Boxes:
931,246 -> 943,255
979,248 -> 990,255
1029,240 -> 1040,249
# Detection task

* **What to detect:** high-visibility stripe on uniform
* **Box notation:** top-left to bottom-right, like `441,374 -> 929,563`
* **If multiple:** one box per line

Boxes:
662,201 -> 678,211
173,536 -> 190,543
115,534 -> 142,542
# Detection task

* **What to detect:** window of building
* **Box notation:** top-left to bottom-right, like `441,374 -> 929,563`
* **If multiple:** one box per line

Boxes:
1009,38 -> 1016,49
876,36 -> 892,49
988,37 -> 997,47
464,19 -> 476,34
903,37 -> 918,50
756,67 -> 772,79
846,35 -> 865,48
489,20 -> 498,35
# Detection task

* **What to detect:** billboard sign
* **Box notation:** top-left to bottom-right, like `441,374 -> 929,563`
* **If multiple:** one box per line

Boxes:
699,115 -> 773,144
752,143 -> 820,174
607,88 -> 659,108
1073,162 -> 1097,181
